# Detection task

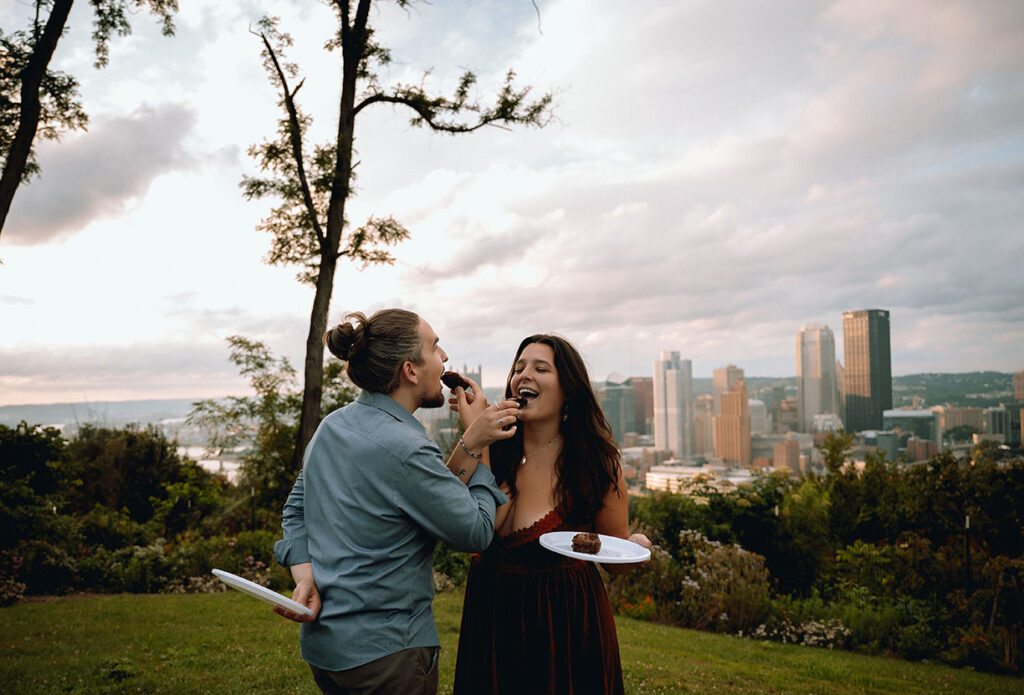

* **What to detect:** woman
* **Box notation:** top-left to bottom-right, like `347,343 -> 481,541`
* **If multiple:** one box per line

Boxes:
449,334 -> 650,695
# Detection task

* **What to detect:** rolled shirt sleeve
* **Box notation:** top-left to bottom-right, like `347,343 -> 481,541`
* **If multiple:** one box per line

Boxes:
274,469 -> 312,567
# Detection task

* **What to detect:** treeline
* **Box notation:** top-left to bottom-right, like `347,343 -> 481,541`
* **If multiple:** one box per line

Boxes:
610,437 -> 1024,674
3,414 -> 1023,675
0,422 -> 289,602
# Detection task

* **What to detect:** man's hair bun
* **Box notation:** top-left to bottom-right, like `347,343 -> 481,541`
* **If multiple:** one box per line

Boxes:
324,315 -> 367,361
321,309 -> 421,394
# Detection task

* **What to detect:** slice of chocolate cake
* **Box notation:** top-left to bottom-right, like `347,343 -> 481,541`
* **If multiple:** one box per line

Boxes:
571,532 -> 601,554
441,371 -> 471,390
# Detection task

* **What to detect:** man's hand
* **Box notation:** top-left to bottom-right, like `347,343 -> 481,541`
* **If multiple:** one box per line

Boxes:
273,562 -> 320,623
448,375 -> 487,425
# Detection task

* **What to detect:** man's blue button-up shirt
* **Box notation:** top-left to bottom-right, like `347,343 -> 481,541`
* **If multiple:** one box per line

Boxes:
273,391 -> 507,671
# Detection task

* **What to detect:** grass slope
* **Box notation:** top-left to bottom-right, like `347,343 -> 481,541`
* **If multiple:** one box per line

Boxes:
1,591 -> 1018,694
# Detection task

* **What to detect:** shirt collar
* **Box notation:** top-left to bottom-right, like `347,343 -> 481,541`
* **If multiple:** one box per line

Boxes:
357,390 -> 427,435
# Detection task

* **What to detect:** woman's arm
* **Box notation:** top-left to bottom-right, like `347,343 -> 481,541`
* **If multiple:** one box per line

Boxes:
493,482 -> 513,536
593,468 -> 651,574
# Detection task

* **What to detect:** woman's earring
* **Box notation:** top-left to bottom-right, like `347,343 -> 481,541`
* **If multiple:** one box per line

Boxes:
561,403 -> 568,422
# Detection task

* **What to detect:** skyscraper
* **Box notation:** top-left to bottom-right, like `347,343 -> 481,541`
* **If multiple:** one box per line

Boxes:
594,374 -> 635,444
713,364 -> 744,416
797,323 -> 840,432
714,379 -> 751,466
653,351 -> 693,458
627,376 -> 654,435
842,309 -> 893,433
693,394 -> 714,456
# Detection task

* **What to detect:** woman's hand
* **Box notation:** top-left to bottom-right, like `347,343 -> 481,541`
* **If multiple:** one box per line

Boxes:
628,533 -> 652,551
273,562 -> 320,623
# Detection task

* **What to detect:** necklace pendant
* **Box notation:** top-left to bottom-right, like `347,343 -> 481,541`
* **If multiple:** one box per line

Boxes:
519,455 -> 527,466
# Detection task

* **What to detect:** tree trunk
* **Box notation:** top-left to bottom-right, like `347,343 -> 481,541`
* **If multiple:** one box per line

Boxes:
0,0 -> 75,239
293,252 -> 337,469
290,1 -> 367,470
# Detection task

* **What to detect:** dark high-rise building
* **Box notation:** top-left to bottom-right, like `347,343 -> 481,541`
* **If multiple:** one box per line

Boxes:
842,309 -> 893,433
594,375 -> 635,445
627,376 -> 654,435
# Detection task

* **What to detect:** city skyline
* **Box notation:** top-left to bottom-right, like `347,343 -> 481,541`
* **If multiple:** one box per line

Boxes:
2,1 -> 1023,406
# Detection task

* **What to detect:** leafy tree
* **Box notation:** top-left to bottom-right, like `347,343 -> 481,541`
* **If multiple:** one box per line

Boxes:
776,477 -> 833,595
0,0 -> 177,239
66,424 -> 187,524
632,491 -> 707,559
0,423 -> 82,595
243,3 -> 553,470
0,422 -> 76,550
816,430 -> 854,474
945,424 -> 980,443
150,459 -> 231,539
188,335 -> 358,521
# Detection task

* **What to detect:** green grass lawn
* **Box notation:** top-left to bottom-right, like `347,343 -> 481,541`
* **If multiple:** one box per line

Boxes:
0,590 -> 1019,694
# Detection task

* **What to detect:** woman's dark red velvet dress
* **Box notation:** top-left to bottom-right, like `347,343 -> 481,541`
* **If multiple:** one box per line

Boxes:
453,509 -> 624,694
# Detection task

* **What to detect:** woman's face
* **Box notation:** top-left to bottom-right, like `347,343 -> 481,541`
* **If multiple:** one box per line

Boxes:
509,342 -> 566,423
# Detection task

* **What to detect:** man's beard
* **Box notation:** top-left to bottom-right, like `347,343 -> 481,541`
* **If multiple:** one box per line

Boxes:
419,387 -> 445,409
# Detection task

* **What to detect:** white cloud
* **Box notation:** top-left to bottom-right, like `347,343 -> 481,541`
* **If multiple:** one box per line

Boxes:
5,104 -> 198,244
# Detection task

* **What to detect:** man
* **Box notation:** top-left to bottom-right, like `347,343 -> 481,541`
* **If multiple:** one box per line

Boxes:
273,308 -> 514,694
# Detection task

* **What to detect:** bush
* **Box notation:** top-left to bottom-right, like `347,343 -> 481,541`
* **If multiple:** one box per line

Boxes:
943,627 -> 1009,672
0,551 -> 26,606
79,505 -> 155,550
433,542 -> 470,586
167,531 -> 289,592
609,529 -> 771,635
18,538 -> 78,595
750,617 -> 851,650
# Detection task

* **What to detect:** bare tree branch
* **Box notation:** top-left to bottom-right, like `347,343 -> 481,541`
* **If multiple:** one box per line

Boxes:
254,28 -> 326,248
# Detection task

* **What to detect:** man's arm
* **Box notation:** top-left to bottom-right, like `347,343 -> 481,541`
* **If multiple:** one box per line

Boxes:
273,470 -> 319,622
399,444 -> 508,553
273,561 -> 320,622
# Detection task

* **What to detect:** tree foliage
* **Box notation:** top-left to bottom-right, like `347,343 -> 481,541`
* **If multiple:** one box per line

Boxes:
0,0 -> 178,238
241,2 -> 553,470
628,447 -> 1024,671
945,424 -> 980,443
187,335 -> 357,518
0,420 -> 230,597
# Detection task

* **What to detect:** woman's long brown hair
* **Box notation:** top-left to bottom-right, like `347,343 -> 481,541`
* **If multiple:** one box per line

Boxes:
491,334 -> 621,526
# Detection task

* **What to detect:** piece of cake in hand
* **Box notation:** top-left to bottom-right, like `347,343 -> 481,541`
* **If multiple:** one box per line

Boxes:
571,532 -> 601,554
441,371 -> 471,390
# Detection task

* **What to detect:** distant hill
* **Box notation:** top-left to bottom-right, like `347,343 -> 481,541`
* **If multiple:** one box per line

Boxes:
890,371 -> 1014,408
695,372 -> 1015,408
0,398 -> 199,430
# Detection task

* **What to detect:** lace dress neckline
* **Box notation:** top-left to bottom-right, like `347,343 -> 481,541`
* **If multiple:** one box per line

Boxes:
498,508 -> 563,548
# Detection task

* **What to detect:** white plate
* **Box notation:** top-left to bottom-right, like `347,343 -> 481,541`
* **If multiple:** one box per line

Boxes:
538,532 -> 651,564
212,569 -> 314,616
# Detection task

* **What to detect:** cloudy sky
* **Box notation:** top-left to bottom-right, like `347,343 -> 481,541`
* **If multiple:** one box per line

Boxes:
1,0 -> 1022,406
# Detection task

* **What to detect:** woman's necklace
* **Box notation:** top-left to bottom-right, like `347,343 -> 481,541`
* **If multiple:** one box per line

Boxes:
520,437 -> 561,466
